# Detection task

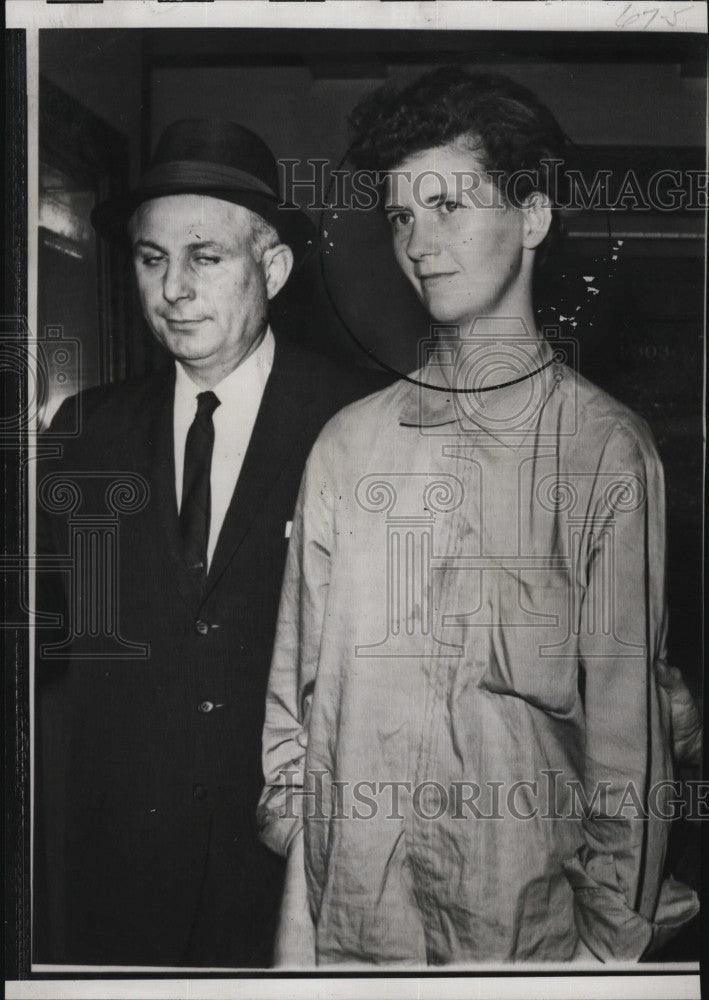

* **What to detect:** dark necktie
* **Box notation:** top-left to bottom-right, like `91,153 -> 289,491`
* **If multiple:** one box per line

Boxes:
180,390 -> 221,574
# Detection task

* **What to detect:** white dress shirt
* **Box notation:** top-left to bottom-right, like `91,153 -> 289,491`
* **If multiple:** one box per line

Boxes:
174,328 -> 275,569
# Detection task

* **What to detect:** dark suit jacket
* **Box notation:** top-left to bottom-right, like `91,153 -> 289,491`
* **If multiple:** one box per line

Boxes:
34,338 -> 390,967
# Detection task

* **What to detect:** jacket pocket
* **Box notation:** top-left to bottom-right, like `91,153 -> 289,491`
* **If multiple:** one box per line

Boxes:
478,567 -> 578,715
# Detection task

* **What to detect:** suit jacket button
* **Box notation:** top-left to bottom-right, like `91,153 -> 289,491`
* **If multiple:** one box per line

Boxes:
198,701 -> 214,714
195,619 -> 210,636
193,783 -> 207,799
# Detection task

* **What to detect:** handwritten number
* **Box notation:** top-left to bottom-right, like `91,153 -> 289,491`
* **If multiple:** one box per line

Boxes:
616,2 -> 640,26
616,2 -> 694,29
661,5 -> 694,25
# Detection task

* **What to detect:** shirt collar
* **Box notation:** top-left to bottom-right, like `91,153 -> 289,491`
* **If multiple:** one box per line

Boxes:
174,326 -> 275,413
398,337 -> 555,431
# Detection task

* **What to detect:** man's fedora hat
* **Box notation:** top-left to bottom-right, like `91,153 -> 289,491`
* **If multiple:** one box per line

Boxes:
91,118 -> 314,253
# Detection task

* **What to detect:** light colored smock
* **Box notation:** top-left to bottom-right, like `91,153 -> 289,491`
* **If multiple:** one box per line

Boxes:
259,345 -> 698,965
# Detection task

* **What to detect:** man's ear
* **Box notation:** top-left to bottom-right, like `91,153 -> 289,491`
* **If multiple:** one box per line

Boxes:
521,192 -> 552,250
263,243 -> 294,300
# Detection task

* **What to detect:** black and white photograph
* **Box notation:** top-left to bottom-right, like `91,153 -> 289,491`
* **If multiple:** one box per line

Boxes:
3,2 -> 707,998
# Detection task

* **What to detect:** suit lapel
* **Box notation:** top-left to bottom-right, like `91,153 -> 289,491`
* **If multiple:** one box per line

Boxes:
204,338 -> 314,592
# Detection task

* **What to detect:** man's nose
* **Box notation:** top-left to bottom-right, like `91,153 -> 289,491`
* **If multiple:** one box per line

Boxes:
405,216 -> 439,261
162,260 -> 194,303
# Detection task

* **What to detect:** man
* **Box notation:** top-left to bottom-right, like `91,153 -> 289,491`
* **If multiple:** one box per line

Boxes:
258,69 -> 698,964
34,119 -> 387,967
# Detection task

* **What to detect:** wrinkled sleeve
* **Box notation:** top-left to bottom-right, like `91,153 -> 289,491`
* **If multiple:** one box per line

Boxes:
562,421 -> 699,960
655,662 -> 702,768
257,436 -> 334,857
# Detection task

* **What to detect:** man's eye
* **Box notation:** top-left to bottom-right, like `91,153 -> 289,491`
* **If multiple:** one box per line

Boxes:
194,255 -> 221,265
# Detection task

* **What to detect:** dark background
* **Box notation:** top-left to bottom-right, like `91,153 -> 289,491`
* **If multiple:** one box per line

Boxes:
28,26 -> 705,967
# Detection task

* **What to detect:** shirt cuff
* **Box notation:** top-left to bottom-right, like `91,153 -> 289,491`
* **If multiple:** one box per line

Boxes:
256,798 -> 304,859
656,663 -> 703,767
562,848 -> 699,961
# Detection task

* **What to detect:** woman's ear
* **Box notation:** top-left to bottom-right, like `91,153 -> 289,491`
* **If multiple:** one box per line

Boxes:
521,192 -> 552,250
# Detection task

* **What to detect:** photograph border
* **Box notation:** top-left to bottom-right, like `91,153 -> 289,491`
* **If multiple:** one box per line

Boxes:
4,3 -> 707,998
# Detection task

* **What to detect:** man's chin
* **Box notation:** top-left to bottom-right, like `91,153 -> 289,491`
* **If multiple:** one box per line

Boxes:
156,333 -> 212,361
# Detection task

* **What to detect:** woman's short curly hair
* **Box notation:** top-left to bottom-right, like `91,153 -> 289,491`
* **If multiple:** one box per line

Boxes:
348,66 -> 571,256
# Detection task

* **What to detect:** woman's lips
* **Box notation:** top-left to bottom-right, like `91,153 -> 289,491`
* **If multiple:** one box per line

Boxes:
418,272 -> 456,283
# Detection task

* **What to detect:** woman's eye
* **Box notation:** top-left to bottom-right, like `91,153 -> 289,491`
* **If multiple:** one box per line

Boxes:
387,212 -> 412,229
140,255 -> 165,267
440,200 -> 461,215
